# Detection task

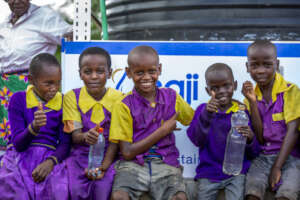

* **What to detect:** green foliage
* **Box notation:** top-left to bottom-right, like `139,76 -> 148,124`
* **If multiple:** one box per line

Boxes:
91,0 -> 102,40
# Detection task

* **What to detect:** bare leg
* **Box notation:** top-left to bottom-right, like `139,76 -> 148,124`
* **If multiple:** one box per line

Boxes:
245,195 -> 261,200
171,192 -> 187,200
111,190 -> 130,200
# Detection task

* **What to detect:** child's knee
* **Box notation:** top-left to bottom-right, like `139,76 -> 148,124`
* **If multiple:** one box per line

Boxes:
171,191 -> 187,200
245,194 -> 261,200
111,190 -> 130,200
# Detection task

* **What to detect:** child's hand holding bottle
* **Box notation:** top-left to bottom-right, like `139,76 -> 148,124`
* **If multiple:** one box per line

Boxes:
32,102 -> 47,132
236,126 -> 254,144
85,125 -> 106,180
85,166 -> 105,180
84,125 -> 100,145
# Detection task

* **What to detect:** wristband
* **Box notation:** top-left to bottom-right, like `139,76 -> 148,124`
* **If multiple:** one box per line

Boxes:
47,156 -> 58,165
28,124 -> 38,136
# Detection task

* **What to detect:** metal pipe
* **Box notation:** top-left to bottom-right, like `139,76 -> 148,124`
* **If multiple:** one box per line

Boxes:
100,0 -> 109,40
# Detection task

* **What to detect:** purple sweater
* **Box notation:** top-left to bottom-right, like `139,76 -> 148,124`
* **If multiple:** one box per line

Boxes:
8,91 -> 70,163
187,103 -> 261,181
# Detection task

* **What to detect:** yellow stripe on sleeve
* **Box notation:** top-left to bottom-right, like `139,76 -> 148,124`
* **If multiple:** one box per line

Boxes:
272,112 -> 284,121
283,84 -> 300,124
175,93 -> 195,126
63,90 -> 82,123
109,100 -> 133,143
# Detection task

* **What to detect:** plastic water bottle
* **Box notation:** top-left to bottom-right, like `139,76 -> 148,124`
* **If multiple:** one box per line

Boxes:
223,105 -> 249,176
88,126 -> 105,177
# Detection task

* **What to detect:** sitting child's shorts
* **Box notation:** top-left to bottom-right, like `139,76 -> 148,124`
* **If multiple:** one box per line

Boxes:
197,175 -> 245,200
112,157 -> 186,200
245,154 -> 300,200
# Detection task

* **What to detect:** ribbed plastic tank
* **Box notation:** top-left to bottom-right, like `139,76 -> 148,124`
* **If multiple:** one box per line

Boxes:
105,0 -> 300,40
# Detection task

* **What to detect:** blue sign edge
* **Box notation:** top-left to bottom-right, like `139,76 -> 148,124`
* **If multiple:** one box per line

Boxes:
61,40 -> 300,57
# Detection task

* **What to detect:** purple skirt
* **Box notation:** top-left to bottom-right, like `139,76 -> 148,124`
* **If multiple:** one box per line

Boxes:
0,146 -> 68,200
66,145 -> 115,200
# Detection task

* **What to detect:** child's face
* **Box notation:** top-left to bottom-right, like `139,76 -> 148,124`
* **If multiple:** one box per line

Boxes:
80,54 -> 111,100
206,70 -> 237,109
246,46 -> 279,87
126,54 -> 161,97
30,65 -> 61,102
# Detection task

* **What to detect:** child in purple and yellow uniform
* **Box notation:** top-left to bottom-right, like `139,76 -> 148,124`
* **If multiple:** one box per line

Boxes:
243,40 -> 300,200
63,47 -> 123,200
187,63 -> 260,200
110,46 -> 194,200
0,53 -> 71,200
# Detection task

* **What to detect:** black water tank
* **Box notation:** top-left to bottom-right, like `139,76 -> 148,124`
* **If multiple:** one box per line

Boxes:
106,0 -> 300,40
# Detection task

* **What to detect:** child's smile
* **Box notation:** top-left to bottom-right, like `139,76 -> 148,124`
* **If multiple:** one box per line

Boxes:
127,54 -> 161,100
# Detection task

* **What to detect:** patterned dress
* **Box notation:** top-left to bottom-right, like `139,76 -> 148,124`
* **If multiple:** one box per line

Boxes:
0,73 -> 28,149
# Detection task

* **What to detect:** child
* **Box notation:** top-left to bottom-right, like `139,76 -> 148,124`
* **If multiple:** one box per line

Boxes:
63,47 -> 123,200
109,45 -> 194,200
0,53 -> 71,200
243,40 -> 300,200
187,63 -> 260,200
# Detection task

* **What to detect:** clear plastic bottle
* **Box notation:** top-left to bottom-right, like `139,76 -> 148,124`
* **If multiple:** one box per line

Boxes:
88,126 -> 105,177
223,105 -> 249,176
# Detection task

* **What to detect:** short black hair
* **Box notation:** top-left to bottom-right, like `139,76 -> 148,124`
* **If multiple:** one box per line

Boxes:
247,40 -> 277,57
128,45 -> 159,66
78,47 -> 111,69
29,53 -> 60,77
205,63 -> 234,82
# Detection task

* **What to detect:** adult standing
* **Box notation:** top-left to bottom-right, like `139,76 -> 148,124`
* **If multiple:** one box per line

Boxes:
0,0 -> 72,152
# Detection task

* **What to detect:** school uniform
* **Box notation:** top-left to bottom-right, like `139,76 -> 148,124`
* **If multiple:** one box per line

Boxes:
63,87 -> 123,200
109,87 -> 194,200
245,73 -> 300,200
187,101 -> 260,200
0,85 -> 70,200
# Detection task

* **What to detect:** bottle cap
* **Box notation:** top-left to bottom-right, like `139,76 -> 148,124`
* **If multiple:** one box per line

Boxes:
238,104 -> 246,111
95,125 -> 103,133
98,127 -> 104,133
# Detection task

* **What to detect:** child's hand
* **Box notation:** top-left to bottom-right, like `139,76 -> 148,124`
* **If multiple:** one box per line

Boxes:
84,127 -> 99,145
84,166 -> 105,180
242,81 -> 256,103
32,103 -> 47,132
206,91 -> 219,113
32,159 -> 54,183
161,113 -> 179,135
236,126 -> 254,143
269,165 -> 282,191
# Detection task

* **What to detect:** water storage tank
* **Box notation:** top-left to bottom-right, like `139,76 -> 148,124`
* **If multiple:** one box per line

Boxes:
106,0 -> 300,40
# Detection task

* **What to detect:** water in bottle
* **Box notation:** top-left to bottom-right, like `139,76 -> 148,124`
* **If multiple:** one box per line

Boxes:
223,105 -> 249,176
88,126 -> 105,177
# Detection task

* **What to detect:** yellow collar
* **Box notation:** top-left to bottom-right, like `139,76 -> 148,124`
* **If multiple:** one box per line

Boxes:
78,87 -> 123,124
26,85 -> 62,111
254,73 -> 292,103
216,101 -> 240,114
